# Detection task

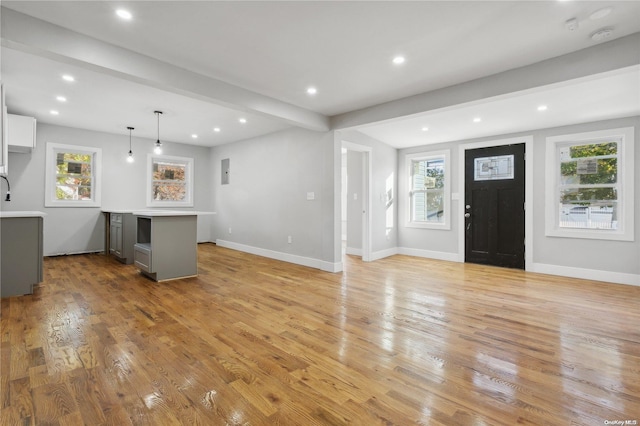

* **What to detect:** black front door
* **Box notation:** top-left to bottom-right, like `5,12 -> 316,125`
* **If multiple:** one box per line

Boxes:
465,144 -> 525,269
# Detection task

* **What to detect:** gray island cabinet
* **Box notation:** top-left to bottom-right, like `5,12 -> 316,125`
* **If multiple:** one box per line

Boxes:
133,211 -> 198,282
102,210 -> 137,264
0,211 -> 45,297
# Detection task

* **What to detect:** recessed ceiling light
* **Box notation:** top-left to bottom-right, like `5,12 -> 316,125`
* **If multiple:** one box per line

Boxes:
537,105 -> 548,111
239,118 -> 247,124
392,56 -> 405,65
50,110 -> 59,115
62,75 -> 75,82
191,134 -> 198,139
116,9 -> 132,20
473,117 -> 482,123
421,127 -> 429,132
306,87 -> 317,95
56,96 -> 67,102
590,7 -> 613,20
213,127 -> 221,133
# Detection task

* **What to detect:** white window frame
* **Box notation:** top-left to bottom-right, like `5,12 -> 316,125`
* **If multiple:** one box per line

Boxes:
405,150 -> 451,230
545,127 -> 634,241
146,154 -> 194,207
45,142 -> 102,207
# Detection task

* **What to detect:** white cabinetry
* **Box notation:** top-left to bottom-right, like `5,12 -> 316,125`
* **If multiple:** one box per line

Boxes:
0,84 -> 7,176
7,114 -> 36,153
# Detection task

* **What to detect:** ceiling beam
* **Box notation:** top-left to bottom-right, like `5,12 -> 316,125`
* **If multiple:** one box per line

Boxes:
1,8 -> 330,132
331,32 -> 640,130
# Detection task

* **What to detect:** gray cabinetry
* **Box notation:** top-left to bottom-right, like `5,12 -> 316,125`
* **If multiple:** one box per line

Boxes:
110,215 -> 122,256
107,212 -> 136,264
133,213 -> 197,281
1,214 -> 44,297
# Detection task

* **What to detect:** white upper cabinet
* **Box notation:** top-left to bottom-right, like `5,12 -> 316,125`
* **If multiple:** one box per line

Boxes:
8,114 -> 36,153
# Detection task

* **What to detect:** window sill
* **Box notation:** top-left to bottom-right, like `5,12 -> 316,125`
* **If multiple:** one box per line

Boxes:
546,228 -> 633,242
405,222 -> 451,230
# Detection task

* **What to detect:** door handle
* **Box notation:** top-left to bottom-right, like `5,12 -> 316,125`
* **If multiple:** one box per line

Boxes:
464,213 -> 471,218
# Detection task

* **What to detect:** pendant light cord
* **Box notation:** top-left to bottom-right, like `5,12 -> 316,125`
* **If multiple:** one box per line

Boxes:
128,126 -> 134,151
155,110 -> 163,144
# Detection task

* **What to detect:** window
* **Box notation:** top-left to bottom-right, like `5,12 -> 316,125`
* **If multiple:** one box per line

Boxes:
406,150 -> 450,229
146,154 -> 193,207
545,127 -> 634,241
45,143 -> 101,207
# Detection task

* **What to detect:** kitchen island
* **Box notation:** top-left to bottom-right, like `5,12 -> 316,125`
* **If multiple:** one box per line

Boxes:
132,211 -> 213,282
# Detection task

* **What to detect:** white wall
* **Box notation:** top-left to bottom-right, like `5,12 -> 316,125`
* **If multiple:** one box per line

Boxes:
0,123 -> 214,255
397,116 -> 640,283
210,127 -> 338,271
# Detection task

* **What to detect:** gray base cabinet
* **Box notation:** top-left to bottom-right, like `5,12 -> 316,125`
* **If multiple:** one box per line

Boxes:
133,214 -> 197,281
1,216 -> 43,297
109,212 -> 136,264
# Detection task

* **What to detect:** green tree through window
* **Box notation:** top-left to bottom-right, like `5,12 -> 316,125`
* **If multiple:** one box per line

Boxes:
411,157 -> 445,223
558,141 -> 618,229
55,152 -> 93,200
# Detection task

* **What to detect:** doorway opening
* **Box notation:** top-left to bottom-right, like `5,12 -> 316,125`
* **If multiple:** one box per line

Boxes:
342,141 -> 372,261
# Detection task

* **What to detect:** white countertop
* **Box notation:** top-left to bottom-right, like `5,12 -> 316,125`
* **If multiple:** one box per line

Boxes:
132,210 -> 216,217
0,211 -> 47,218
102,209 -> 216,216
101,209 -> 136,214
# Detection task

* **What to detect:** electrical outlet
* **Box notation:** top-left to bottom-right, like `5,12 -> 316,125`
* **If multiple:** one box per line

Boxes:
288,236 -> 292,244
228,227 -> 232,234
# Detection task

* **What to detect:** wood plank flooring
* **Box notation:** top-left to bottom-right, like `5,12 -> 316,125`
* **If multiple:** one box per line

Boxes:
1,243 -> 639,425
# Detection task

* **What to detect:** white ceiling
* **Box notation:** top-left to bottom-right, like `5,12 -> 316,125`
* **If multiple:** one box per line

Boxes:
358,66 -> 640,148
1,1 -> 640,148
1,48 -> 291,147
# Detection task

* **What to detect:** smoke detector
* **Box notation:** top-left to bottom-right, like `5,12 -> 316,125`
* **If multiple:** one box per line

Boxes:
565,18 -> 579,31
591,28 -> 614,42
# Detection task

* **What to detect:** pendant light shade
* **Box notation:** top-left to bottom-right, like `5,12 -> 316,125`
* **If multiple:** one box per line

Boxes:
126,126 -> 135,163
154,110 -> 163,154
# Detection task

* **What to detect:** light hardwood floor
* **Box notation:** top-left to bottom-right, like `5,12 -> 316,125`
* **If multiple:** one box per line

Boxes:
1,244 -> 639,425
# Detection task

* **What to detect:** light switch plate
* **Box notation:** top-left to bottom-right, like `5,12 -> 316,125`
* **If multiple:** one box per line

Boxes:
307,192 -> 315,200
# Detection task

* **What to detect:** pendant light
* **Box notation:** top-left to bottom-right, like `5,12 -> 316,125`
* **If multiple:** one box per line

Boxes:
154,110 -> 163,154
126,126 -> 135,163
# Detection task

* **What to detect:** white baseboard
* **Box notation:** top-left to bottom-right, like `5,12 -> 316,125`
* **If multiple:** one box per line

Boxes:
530,262 -> 640,287
345,247 -> 362,256
398,247 -> 460,263
215,239 -> 341,273
371,247 -> 399,261
214,240 -> 639,286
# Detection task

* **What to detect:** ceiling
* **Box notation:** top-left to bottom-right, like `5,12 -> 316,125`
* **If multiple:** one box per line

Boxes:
1,1 -> 639,148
